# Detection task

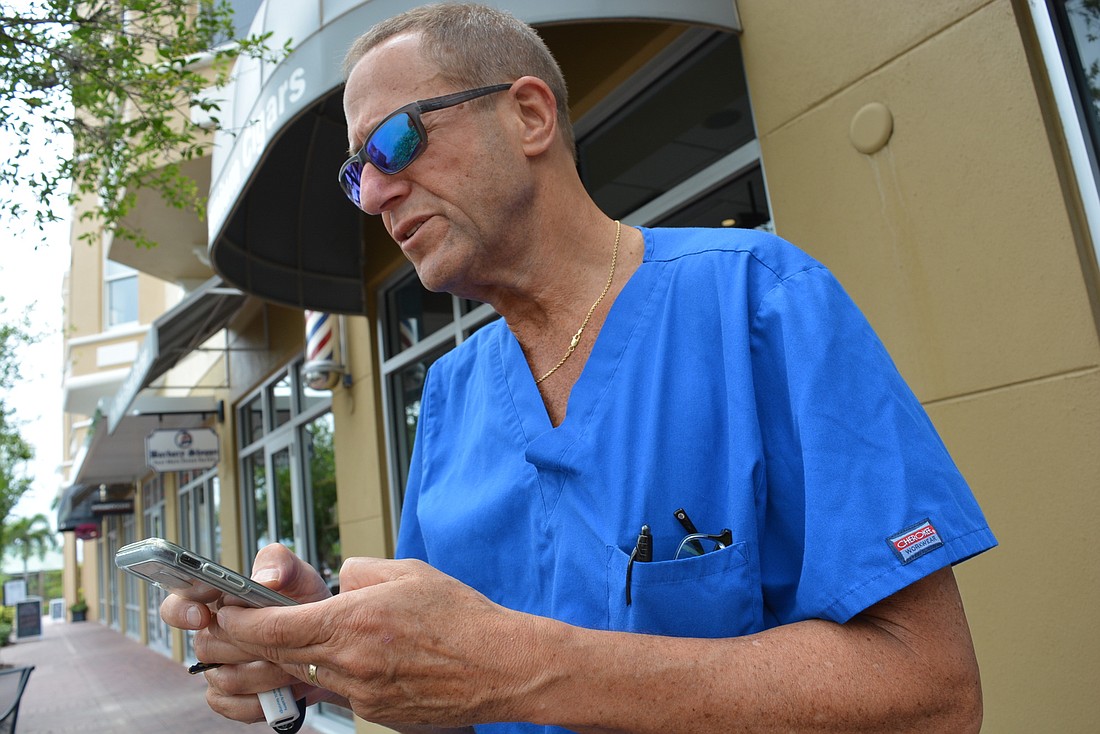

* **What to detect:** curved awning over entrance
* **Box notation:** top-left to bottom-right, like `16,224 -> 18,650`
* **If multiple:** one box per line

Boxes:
207,0 -> 741,314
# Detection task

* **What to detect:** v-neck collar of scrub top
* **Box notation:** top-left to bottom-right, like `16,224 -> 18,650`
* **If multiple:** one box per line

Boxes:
495,226 -> 661,464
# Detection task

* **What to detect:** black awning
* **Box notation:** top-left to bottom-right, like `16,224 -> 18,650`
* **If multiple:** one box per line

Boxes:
106,276 -> 245,434
57,484 -> 95,534
58,484 -> 135,539
209,88 -> 369,314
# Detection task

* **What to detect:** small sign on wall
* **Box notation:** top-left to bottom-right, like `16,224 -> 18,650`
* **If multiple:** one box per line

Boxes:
145,428 -> 220,472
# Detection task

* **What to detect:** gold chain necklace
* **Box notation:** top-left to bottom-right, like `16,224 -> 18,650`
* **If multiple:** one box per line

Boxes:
535,220 -> 621,385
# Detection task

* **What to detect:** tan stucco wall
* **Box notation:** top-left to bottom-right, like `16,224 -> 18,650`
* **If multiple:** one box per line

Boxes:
61,533 -> 79,620
82,537 -> 101,622
217,404 -> 244,574
333,314 -> 393,563
227,302 -> 307,403
738,0 -> 1099,730
66,197 -> 104,340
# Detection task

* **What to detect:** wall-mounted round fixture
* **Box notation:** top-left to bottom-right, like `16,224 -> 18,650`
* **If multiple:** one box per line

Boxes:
850,102 -> 894,155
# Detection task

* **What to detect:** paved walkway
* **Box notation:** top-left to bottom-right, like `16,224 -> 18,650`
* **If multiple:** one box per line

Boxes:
2,616 -> 328,733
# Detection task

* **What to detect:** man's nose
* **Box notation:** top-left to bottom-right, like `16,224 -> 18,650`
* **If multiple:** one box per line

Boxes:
356,163 -> 409,216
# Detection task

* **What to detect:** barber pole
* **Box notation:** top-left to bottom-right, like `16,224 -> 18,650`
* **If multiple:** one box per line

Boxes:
302,310 -> 345,390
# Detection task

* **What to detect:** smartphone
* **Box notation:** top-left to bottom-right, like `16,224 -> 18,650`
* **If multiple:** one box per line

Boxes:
115,537 -> 296,608
115,538 -> 303,731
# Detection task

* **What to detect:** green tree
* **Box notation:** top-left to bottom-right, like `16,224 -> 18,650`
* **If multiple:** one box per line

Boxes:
3,513 -> 57,581
0,307 -> 33,539
0,0 -> 285,248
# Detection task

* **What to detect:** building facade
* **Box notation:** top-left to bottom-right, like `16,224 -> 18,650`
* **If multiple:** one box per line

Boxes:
57,2 -> 1099,732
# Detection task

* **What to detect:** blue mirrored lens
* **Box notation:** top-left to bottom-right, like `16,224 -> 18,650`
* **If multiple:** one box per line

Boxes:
367,112 -> 424,174
340,160 -> 363,205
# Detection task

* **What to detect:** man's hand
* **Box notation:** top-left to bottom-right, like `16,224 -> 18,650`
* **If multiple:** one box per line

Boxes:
159,544 -> 346,723
211,557 -> 527,728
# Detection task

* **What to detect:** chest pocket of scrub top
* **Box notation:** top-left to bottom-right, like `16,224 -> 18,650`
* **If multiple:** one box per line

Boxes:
606,541 -> 761,638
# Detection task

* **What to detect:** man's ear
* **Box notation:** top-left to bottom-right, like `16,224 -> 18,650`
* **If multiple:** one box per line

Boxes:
509,76 -> 560,158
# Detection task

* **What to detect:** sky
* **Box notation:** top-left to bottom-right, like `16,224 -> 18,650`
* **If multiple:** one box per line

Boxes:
2,219 -> 68,525
0,211 -> 68,575
1,40 -> 72,573
0,231 -> 67,576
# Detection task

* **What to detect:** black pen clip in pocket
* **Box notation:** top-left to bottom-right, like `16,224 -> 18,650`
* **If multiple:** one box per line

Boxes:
625,524 -> 652,606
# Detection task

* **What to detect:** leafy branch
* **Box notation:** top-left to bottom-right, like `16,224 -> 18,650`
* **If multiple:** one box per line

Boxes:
0,0 -> 288,248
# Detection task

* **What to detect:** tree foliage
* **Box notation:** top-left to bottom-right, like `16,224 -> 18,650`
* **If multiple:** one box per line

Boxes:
2,512 -> 57,577
0,0 -> 285,248
0,307 -> 34,539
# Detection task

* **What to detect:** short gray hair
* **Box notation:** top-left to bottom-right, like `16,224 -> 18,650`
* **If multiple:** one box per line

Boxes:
343,2 -> 575,156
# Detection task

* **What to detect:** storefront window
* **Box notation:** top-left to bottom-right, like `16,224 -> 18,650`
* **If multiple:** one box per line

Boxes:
1054,0 -> 1100,174
383,277 -> 457,359
576,31 -> 757,222
387,344 -> 450,499
142,475 -> 171,655
269,373 -> 293,431
271,447 -> 296,552
379,270 -> 497,531
304,413 -> 340,593
238,358 -> 334,574
105,520 -> 120,630
654,164 -> 770,229
122,515 -> 139,640
240,392 -> 264,445
180,467 -> 221,662
243,452 -> 268,549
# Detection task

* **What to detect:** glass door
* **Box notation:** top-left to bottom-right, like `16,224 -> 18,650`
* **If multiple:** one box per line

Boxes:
267,434 -> 305,556
143,475 -> 171,656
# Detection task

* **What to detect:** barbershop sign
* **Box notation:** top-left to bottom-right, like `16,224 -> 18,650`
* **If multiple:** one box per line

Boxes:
146,428 -> 219,472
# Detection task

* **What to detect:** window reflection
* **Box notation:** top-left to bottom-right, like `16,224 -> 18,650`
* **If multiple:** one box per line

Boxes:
271,448 -> 295,553
245,453 -> 268,551
241,393 -> 264,445
654,165 -> 770,229
577,33 -> 753,220
269,373 -> 293,430
302,382 -> 329,415
305,414 -> 341,593
1061,1 -> 1100,151
389,345 -> 448,500
237,358 -> 335,578
383,272 -> 455,358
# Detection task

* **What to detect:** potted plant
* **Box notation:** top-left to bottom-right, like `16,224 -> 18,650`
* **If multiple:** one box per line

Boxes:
70,596 -> 88,623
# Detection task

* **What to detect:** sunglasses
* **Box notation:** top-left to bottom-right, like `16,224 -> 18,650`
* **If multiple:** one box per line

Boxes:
338,83 -> 513,207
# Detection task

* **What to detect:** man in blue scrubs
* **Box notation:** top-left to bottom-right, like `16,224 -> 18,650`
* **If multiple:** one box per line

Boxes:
163,4 -> 996,732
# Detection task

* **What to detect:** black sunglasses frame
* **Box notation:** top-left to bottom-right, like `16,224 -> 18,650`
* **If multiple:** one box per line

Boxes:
338,83 -> 513,204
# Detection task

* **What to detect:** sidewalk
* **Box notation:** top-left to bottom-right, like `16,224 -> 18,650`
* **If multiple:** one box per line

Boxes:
1,616 -> 327,733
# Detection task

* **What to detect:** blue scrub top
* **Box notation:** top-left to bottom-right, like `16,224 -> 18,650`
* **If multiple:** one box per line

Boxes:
397,227 -> 996,730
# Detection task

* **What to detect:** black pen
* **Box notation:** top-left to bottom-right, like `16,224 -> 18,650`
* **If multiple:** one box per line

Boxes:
634,524 -> 653,563
188,662 -> 223,675
625,524 -> 652,606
